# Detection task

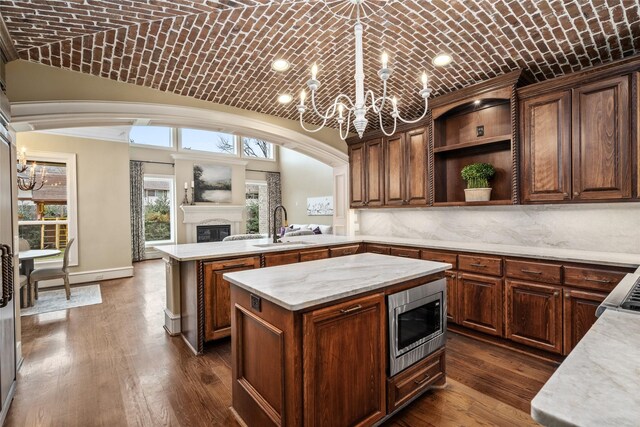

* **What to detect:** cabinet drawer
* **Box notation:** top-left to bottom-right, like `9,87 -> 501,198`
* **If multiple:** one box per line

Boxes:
263,251 -> 299,267
299,248 -> 330,262
365,243 -> 391,255
329,244 -> 362,257
563,266 -> 627,292
421,250 -> 457,268
505,259 -> 562,284
387,348 -> 445,413
459,254 -> 502,276
389,247 -> 421,259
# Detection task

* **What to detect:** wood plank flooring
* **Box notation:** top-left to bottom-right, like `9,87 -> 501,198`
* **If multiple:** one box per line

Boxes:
6,260 -> 557,426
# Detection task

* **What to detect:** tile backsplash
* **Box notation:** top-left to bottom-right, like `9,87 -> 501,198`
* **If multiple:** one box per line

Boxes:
357,203 -> 640,254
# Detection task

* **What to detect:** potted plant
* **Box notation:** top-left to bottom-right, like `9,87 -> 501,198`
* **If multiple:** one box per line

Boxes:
461,163 -> 495,202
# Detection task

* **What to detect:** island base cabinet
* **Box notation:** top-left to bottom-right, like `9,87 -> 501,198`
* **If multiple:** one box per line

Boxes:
303,293 -> 386,427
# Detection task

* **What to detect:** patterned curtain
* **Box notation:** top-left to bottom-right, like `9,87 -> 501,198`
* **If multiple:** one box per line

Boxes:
130,161 -> 145,262
266,172 -> 282,236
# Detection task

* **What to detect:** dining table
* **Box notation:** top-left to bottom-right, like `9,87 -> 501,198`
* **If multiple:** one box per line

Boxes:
19,249 -> 61,307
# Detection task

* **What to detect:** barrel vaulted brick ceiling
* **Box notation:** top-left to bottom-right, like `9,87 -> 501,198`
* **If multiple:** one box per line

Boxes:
1,0 -> 639,128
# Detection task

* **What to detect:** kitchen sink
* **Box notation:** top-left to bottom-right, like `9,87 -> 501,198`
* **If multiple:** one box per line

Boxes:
252,241 -> 313,248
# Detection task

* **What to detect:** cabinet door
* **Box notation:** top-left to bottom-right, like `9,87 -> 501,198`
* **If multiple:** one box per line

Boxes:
349,143 -> 366,207
303,293 -> 386,427
505,280 -> 563,354
405,127 -> 429,205
445,271 -> 458,324
459,273 -> 503,336
572,75 -> 631,200
204,257 -> 260,341
563,289 -> 606,355
365,138 -> 385,206
384,133 -> 405,206
521,91 -> 571,202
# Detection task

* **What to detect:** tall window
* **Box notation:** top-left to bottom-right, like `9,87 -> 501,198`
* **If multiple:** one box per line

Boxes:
143,176 -> 175,244
245,181 -> 268,234
17,152 -> 78,266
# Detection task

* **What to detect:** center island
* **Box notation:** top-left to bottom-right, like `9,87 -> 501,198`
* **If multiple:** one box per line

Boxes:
224,252 -> 451,427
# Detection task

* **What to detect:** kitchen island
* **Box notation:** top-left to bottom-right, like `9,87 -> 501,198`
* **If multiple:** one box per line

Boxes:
224,253 -> 451,427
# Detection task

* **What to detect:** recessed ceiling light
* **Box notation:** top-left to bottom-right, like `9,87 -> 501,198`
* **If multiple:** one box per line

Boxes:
272,59 -> 290,72
474,99 -> 481,105
278,94 -> 293,104
432,53 -> 453,67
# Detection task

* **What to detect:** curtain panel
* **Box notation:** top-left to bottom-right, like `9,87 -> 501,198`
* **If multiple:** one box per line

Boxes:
130,161 -> 145,262
266,172 -> 282,236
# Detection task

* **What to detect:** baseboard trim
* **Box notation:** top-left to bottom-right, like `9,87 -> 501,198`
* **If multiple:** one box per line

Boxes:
37,266 -> 134,288
16,341 -> 23,371
164,308 -> 181,336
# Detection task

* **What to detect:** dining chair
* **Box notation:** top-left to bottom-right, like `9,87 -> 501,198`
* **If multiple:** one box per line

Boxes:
18,238 -> 30,252
29,238 -> 75,301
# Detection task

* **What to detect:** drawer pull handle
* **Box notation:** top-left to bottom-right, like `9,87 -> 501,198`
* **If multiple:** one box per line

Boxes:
585,277 -> 611,284
470,263 -> 486,268
414,374 -> 431,385
340,304 -> 363,315
521,269 -> 543,275
397,254 -> 409,258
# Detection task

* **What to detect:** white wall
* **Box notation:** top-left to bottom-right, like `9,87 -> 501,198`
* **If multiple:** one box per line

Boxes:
280,148 -> 334,226
16,132 -> 133,274
357,203 -> 640,254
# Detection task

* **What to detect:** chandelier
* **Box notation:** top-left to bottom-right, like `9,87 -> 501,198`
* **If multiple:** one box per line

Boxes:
17,149 -> 47,191
298,0 -> 432,140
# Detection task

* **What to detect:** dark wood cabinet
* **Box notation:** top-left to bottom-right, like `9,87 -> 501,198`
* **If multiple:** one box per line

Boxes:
329,244 -> 362,257
349,138 -> 385,208
445,271 -> 459,324
203,257 -> 261,341
389,246 -> 421,259
299,248 -> 330,262
264,251 -> 299,267
384,127 -> 428,206
387,348 -> 445,413
505,279 -> 563,354
365,243 -> 391,255
521,90 -> 572,202
348,143 -> 366,207
572,75 -> 632,200
563,289 -> 607,354
459,273 -> 503,337
303,293 -> 386,427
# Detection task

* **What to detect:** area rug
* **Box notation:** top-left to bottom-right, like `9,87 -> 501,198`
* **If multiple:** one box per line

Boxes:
20,284 -> 102,316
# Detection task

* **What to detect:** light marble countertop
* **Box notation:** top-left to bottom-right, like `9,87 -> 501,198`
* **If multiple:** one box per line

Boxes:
531,309 -> 640,426
154,234 -> 640,268
223,253 -> 451,311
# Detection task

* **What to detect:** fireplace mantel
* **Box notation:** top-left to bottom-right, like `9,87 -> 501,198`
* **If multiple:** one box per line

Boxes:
181,204 -> 245,243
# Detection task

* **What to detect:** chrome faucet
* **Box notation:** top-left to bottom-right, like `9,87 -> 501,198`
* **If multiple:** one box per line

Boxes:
272,205 -> 288,243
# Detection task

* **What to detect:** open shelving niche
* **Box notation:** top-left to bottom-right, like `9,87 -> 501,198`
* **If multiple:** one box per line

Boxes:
431,94 -> 515,206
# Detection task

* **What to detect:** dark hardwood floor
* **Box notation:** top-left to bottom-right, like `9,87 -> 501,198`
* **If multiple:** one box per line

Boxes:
6,260 -> 557,426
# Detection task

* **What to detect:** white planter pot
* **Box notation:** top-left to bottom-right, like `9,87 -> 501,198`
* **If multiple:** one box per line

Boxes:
464,188 -> 492,202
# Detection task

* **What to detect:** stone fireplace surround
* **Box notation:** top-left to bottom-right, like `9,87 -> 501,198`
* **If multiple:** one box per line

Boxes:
180,205 -> 245,244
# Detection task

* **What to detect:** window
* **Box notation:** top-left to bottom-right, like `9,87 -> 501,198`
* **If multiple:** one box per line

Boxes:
17,152 -> 78,266
143,176 -> 175,244
180,129 -> 236,155
129,126 -> 173,148
242,137 -> 274,160
245,181 -> 268,234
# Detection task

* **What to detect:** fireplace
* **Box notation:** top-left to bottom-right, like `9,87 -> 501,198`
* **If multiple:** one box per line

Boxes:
180,205 -> 245,244
197,225 -> 231,243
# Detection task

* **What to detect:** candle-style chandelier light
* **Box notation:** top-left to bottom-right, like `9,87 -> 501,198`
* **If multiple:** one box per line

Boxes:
17,149 -> 47,191
298,0 -> 432,140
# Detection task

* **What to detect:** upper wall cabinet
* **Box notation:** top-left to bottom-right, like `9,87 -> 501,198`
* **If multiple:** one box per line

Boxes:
349,137 -> 384,208
572,75 -> 631,200
520,65 -> 637,203
385,127 -> 429,206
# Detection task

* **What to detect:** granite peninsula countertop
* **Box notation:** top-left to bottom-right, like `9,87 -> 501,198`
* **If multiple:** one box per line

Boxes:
531,308 -> 640,427
154,234 -> 640,268
223,253 -> 451,311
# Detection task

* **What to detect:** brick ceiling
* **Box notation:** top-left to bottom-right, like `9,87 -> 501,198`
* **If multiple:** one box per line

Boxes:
1,0 -> 639,129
